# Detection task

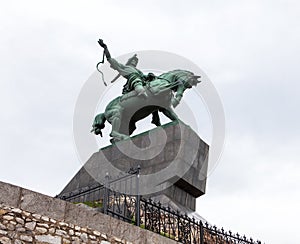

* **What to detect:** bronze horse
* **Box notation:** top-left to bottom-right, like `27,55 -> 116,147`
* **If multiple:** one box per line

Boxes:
91,70 -> 201,142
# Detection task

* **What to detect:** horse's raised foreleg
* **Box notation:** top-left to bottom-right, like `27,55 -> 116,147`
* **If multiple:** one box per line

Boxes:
91,113 -> 106,137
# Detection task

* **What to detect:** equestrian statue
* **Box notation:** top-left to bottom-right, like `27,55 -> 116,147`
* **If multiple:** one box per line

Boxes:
91,39 -> 201,142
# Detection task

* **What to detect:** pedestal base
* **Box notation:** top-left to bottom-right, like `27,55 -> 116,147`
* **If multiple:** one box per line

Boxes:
59,121 -> 209,212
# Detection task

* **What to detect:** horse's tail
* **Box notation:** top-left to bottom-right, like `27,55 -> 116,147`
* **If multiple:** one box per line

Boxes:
91,113 -> 106,137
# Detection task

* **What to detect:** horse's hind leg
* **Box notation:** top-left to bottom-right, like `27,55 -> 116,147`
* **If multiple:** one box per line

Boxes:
129,119 -> 137,135
151,111 -> 161,126
160,108 -> 179,121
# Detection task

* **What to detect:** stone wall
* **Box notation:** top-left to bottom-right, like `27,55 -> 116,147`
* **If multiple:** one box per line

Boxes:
0,203 -> 110,244
0,181 -> 177,244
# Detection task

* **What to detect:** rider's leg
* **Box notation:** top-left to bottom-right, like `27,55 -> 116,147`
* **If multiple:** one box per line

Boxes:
133,79 -> 148,98
135,85 -> 148,98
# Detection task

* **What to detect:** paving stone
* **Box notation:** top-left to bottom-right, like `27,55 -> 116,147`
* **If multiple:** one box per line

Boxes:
80,233 -> 88,242
50,218 -> 57,224
16,227 -> 26,232
36,227 -> 47,233
100,241 -> 111,244
0,236 -> 11,244
41,216 -> 49,222
0,222 -> 7,229
63,238 -> 71,244
22,211 -> 31,217
49,227 -> 55,234
37,223 -> 49,228
15,217 -> 24,224
0,209 -> 8,215
25,221 -> 36,230
35,235 -> 61,244
56,229 -> 67,237
11,208 -> 22,214
59,221 -> 68,227
3,215 -> 14,221
32,214 -> 41,220
7,223 -> 15,231
20,235 -> 33,242
0,229 -> 8,235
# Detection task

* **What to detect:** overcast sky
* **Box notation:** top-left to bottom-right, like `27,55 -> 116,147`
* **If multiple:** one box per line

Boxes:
0,1 -> 299,243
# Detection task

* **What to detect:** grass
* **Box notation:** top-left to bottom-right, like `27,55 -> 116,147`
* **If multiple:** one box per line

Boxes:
73,201 -> 103,208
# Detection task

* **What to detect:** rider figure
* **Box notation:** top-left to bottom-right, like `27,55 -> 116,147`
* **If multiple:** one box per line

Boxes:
98,39 -> 148,97
98,39 -> 160,127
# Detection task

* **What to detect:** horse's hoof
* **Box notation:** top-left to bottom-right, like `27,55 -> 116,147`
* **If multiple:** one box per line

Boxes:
152,120 -> 161,126
110,135 -> 130,143
121,135 -> 130,140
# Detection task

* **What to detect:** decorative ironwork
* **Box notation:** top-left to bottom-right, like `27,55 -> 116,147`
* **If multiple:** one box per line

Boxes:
58,166 -> 141,225
139,197 -> 261,244
57,167 -> 262,244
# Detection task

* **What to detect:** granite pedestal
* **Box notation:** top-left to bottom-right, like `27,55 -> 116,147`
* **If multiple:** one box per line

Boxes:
59,121 -> 209,211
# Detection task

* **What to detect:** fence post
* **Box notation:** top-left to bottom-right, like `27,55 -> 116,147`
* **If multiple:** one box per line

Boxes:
200,221 -> 204,244
135,165 -> 141,226
103,172 -> 109,214
177,210 -> 181,242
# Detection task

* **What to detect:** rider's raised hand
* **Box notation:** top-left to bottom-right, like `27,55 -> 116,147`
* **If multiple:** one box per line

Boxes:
98,39 -> 107,48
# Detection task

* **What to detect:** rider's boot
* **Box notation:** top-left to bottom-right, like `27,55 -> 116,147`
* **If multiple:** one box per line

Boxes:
135,84 -> 148,98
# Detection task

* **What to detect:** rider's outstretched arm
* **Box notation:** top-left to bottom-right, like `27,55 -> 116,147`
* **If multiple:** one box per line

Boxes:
98,39 -> 126,72
98,39 -> 111,59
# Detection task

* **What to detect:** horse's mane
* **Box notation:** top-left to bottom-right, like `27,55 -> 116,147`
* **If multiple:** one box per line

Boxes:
157,69 -> 193,78
156,69 -> 194,87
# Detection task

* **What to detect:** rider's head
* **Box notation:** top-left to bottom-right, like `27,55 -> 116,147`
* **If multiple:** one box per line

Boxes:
145,72 -> 156,82
126,54 -> 139,67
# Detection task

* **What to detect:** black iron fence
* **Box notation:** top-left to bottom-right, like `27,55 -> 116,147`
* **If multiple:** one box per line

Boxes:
59,166 -> 141,225
57,167 -> 261,244
140,198 -> 261,244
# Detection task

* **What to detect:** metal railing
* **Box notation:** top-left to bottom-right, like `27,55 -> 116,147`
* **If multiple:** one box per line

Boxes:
58,166 -> 141,225
57,167 -> 261,244
140,198 -> 261,244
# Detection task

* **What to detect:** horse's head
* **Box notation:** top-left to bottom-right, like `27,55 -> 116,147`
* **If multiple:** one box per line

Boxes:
172,70 -> 201,89
150,70 -> 201,95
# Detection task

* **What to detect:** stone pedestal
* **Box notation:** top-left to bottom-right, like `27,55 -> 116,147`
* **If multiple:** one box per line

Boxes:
59,121 -> 209,212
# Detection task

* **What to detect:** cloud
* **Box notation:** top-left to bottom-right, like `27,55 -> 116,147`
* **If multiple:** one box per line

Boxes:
197,130 -> 300,243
